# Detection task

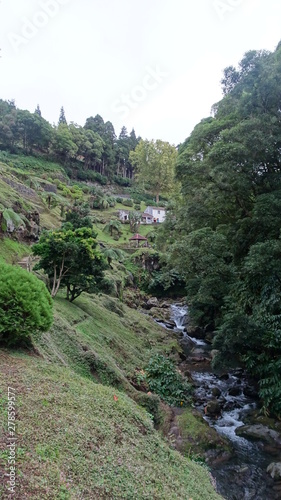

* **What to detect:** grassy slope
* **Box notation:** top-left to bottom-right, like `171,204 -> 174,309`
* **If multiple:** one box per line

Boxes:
0,352 -> 222,500
0,153 -> 222,498
34,293 -> 181,393
0,238 -> 30,264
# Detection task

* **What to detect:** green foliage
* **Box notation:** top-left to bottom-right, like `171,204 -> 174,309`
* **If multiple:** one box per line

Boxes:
33,227 -> 106,301
63,204 -> 92,230
1,208 -> 26,232
130,139 -> 177,202
122,198 -> 134,207
164,42 -> 281,416
103,220 -> 122,239
114,175 -> 132,187
145,354 -> 192,406
0,263 -> 53,346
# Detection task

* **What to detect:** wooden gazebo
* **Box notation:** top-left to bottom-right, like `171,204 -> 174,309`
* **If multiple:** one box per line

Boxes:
129,233 -> 148,248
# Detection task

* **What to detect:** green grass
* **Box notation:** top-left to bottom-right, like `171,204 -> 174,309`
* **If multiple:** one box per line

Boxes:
0,151 -> 66,175
34,293 -> 180,389
0,238 -> 31,264
0,352 -> 222,499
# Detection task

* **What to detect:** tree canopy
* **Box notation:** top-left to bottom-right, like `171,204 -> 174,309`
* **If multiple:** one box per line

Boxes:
0,263 -> 53,346
33,227 -> 107,302
161,43 -> 281,417
129,139 -> 177,202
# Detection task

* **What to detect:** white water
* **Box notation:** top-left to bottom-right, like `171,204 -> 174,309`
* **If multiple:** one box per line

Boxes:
169,304 -> 277,500
170,304 -> 207,346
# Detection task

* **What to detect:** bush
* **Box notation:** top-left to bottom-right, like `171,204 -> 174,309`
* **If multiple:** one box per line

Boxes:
116,197 -> 123,204
0,263 -> 53,346
145,355 -> 192,407
122,199 -> 133,207
114,175 -> 132,187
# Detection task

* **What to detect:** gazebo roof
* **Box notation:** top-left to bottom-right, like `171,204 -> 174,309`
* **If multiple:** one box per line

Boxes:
129,233 -> 148,241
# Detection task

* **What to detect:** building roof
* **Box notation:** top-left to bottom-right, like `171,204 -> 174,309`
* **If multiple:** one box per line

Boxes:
129,233 -> 148,241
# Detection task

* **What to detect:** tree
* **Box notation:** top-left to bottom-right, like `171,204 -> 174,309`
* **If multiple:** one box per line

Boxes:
63,204 -> 93,229
100,247 -> 125,268
52,124 -> 78,163
33,227 -> 106,301
35,104 -> 42,117
128,211 -> 141,233
58,106 -> 67,125
163,42 -> 281,416
0,263 -> 53,346
103,220 -> 122,239
130,139 -> 177,203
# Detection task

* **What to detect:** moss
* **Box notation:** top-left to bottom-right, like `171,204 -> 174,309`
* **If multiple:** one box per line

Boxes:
176,408 -> 231,458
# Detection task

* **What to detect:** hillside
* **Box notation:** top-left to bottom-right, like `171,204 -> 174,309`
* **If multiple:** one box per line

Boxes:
0,351 -> 222,500
0,152 -> 222,498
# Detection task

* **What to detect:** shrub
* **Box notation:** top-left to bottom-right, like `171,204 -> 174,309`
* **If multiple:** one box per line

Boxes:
0,263 -> 53,346
114,175 -> 132,187
122,199 -> 133,207
145,355 -> 192,407
116,197 -> 123,203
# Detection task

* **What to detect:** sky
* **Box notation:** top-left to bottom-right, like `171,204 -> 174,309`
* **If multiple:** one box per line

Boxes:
0,0 -> 281,145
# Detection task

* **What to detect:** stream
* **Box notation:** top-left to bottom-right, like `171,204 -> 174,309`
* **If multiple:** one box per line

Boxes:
169,304 -> 281,500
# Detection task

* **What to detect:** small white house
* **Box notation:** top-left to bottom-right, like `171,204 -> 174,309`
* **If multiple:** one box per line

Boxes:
142,206 -> 166,224
119,210 -> 130,222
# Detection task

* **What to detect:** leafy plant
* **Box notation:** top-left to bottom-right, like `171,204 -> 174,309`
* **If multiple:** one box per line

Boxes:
0,263 -> 53,346
145,354 -> 192,406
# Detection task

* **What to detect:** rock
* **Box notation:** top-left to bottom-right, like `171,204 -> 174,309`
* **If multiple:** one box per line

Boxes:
146,297 -> 159,309
205,332 -> 215,343
236,425 -> 281,447
212,387 -> 221,398
169,426 -> 180,438
160,301 -> 171,309
163,321 -> 177,329
205,400 -> 222,416
243,386 -> 259,398
190,356 -> 207,364
228,386 -> 242,397
267,463 -> 281,480
187,326 -> 205,340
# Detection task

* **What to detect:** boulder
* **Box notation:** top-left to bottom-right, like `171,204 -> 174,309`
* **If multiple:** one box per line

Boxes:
228,386 -> 242,397
212,387 -> 222,398
236,425 -> 281,447
146,297 -> 159,309
160,301 -> 171,309
205,400 -> 222,416
267,463 -> 281,480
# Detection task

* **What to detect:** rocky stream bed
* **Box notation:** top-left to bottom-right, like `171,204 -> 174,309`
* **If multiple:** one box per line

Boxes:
145,300 -> 281,500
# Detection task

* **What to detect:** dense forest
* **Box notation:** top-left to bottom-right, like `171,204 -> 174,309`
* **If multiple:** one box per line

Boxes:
159,43 -> 281,417
0,101 -> 141,183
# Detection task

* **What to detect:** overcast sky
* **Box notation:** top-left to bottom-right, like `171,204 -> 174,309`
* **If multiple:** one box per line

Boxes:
0,0 -> 280,145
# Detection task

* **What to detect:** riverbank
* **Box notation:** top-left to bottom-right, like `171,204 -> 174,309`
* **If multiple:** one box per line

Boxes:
159,302 -> 281,500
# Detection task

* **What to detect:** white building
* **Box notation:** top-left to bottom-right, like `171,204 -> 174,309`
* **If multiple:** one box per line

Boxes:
119,210 -> 130,222
142,206 -> 166,224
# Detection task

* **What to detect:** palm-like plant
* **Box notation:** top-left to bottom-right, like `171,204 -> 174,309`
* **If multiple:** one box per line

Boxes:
101,247 -> 125,268
103,219 -> 122,239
